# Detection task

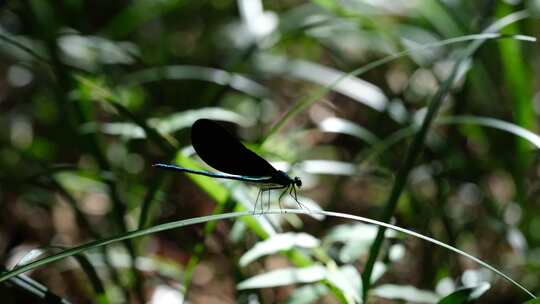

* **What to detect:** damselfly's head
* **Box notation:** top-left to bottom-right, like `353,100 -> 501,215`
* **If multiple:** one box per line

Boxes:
294,176 -> 302,188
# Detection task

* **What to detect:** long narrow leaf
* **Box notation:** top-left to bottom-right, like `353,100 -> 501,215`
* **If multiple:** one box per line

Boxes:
0,209 -> 534,299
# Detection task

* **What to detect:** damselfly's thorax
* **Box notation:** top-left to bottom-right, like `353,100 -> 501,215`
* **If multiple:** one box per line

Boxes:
271,170 -> 302,188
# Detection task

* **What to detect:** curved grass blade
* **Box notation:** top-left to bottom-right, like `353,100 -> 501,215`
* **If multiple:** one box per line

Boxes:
318,117 -> 380,144
1,266 -> 72,304
123,65 -> 270,99
14,247 -> 108,303
437,115 -> 540,149
362,115 -> 540,165
0,31 -> 49,64
0,209 -> 535,299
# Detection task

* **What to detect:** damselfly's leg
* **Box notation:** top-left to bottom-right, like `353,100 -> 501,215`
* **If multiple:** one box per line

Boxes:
254,188 -> 271,215
260,188 -> 270,215
255,187 -> 279,215
266,188 -> 271,212
290,186 -> 310,212
258,185 -> 286,213
277,185 -> 290,213
253,188 -> 263,215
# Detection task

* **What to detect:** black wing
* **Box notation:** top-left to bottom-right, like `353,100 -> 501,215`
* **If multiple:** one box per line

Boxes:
191,119 -> 277,177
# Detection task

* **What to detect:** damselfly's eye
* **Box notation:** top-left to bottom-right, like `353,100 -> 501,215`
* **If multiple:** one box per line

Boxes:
295,177 -> 302,188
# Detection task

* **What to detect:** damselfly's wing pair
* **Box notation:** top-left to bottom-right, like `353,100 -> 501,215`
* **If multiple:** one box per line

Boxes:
154,119 -> 304,212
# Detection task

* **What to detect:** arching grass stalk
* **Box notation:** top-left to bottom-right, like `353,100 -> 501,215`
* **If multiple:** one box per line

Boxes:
0,209 -> 535,299
360,114 -> 540,167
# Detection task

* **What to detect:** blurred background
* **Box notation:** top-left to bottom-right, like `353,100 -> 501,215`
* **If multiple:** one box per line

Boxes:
1,0 -> 540,303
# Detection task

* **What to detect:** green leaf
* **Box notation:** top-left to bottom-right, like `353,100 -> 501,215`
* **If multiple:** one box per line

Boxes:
373,284 -> 439,303
58,35 -> 137,71
318,117 -> 379,144
299,160 -> 366,176
237,265 -> 327,290
326,265 -> 363,303
15,249 -> 48,267
438,283 -> 491,304
239,233 -> 320,266
286,284 -> 329,304
103,0 -> 186,37
324,223 -> 396,263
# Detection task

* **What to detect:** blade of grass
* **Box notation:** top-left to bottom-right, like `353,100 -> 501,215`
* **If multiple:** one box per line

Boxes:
72,254 -> 109,304
0,209 -> 534,299
0,31 -> 49,64
359,114 -> 540,167
496,3 -> 535,237
13,247 -> 108,303
1,266 -> 72,304
437,116 -> 540,148
123,65 -> 270,99
360,10 -> 533,301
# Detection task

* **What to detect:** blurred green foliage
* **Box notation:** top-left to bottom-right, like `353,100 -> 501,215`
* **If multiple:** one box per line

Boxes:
0,0 -> 539,303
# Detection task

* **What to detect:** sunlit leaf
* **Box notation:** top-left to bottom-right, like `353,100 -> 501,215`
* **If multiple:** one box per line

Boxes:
254,53 -> 388,111
15,249 -> 48,268
325,223 -> 397,243
299,160 -> 359,176
237,265 -> 327,290
438,115 -> 540,149
373,284 -> 440,303
150,285 -> 184,304
286,283 -> 328,304
326,265 -> 363,303
318,117 -> 379,144
239,233 -> 320,266
59,34 -> 138,71
238,0 -> 278,39
324,223 -> 397,263
151,107 -> 253,133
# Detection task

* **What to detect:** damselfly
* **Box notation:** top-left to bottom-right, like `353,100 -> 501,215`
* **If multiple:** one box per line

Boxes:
154,119 -> 304,213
